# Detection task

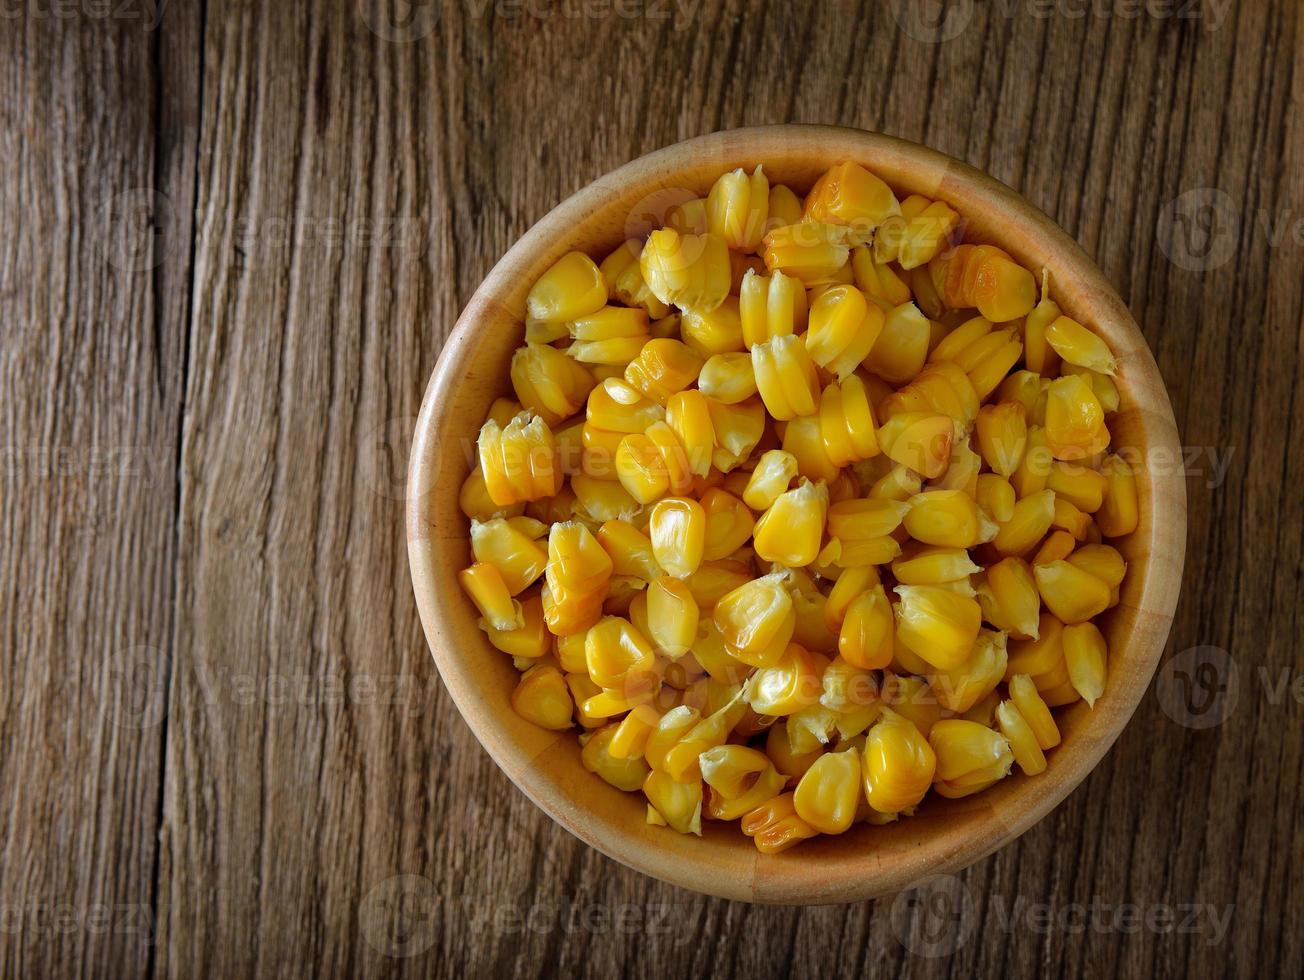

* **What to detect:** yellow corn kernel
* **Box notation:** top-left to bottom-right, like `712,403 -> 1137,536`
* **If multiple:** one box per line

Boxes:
642,770 -> 702,835
793,748 -> 861,834
929,315 -> 994,366
976,402 -> 1028,477
600,240 -> 670,318
1033,559 -> 1111,624
1011,426 -> 1053,498
818,374 -> 880,467
684,488 -> 745,561
1066,543 -> 1127,590
469,518 -> 547,596
596,519 -> 660,581
740,265 -> 808,346
1033,529 -> 1077,566
1045,315 -> 1117,375
805,285 -> 884,379
665,390 -> 715,478
996,370 -> 1044,420
554,629 -> 591,675
730,252 -> 767,294
904,489 -> 997,549
480,594 -> 550,659
976,473 -> 1016,524
753,478 -> 829,568
1062,622 -> 1107,707
1024,271 -> 1062,376
930,439 -> 982,499
648,496 -> 706,578
824,498 -> 910,567
1046,460 -> 1107,513
1008,673 -> 1062,749
510,342 -> 598,427
839,584 -> 894,669
928,630 -> 1007,713
697,353 -> 758,406
975,557 -> 1040,639
745,643 -> 825,716
580,723 -> 651,790
706,396 -> 766,472
660,695 -> 746,783
763,724 -> 820,784
643,704 -> 700,771
995,700 -> 1047,776
1065,363 -> 1121,413
566,306 -> 650,365
640,229 -> 731,313
613,433 -> 669,505
740,449 -> 794,511
752,334 -> 821,420
862,709 -> 937,812
852,245 -> 912,306
459,466 -> 525,522
578,422 -> 622,478
701,745 -> 786,821
927,244 -> 1036,322
968,333 -> 1025,402
712,571 -> 793,665
459,562 -> 523,632
1039,677 -> 1081,708
569,472 -> 637,524
993,489 -> 1056,557
546,520 -> 612,598
666,196 -> 708,235
511,663 -> 574,730
875,197 -> 961,270
586,377 -> 665,435
645,576 -> 699,659
762,221 -> 853,285
868,464 -> 923,502
892,546 -> 981,585
894,584 -> 982,671
780,414 -> 841,485
623,337 -> 703,405
767,183 -> 804,228
526,251 -> 607,323
564,671 -> 606,728
584,615 -> 659,696
680,295 -> 744,357
818,656 -> 879,713
929,719 -> 1014,798
877,411 -> 953,480
1052,496 -> 1091,540
741,791 -> 818,853
881,673 -> 942,736
477,412 -> 563,507
863,300 -> 931,384
824,565 -> 880,631
1096,454 -> 1139,537
1044,375 -> 1110,460
803,161 -> 901,230
706,165 -> 769,250
684,559 -> 754,612
1005,613 -> 1065,679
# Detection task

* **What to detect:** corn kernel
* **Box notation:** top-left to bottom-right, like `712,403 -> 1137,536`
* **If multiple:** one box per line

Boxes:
876,411 -> 953,480
762,221 -> 853,285
510,343 -> 597,427
1005,613 -> 1065,679
1044,374 -> 1109,460
976,473 -> 1016,523
623,337 -> 703,404
780,414 -> 842,485
869,464 -> 923,502
680,295 -> 744,357
852,245 -> 913,305
527,251 -> 607,323
645,576 -> 700,659
1011,426 -> 1053,498
862,709 -> 937,812
995,700 -> 1047,776
927,244 -> 1036,322
892,546 -> 981,585
586,376 -> 665,434
640,229 -> 731,313
929,719 -> 1014,798
975,557 -> 1040,639
753,478 -> 829,568
1033,559 -> 1111,624
1052,496 -> 1091,540
697,352 -> 756,404
745,643 -> 825,716
547,520 -> 612,602
477,412 -> 563,507
875,197 -> 961,270
511,663 -> 574,730
741,792 -> 818,853
596,519 -> 660,581
459,466 -> 525,522
664,390 -> 715,478
817,374 -> 880,467
803,161 -> 901,230
1045,315 -> 1117,375
702,745 -> 786,820
975,402 -> 1028,477
642,770 -> 702,835
1096,454 -> 1139,537
928,630 -> 1007,713
824,498 -> 910,567
793,749 -> 861,834
904,489 -> 997,549
894,584 -> 982,671
993,489 -> 1056,556
739,266 -> 808,349
480,594 -> 550,659
706,396 -> 766,472
644,705 -> 700,771
864,301 -> 931,384
600,240 -> 670,318
1024,271 -> 1062,376
646,496 -> 706,578
706,165 -> 769,250
881,673 -> 942,736
1008,673 -> 1061,749
805,285 -> 884,379
1033,529 -> 1077,566
839,583 -> 895,670
666,197 -> 708,235
1046,460 -> 1107,513
459,562 -> 523,632
1062,621 -> 1107,707
580,723 -> 651,790
752,334 -> 821,420
1066,543 -> 1126,590
740,449 -> 794,511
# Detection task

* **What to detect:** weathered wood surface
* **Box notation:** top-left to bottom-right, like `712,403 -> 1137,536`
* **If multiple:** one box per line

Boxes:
1,0 -> 1300,976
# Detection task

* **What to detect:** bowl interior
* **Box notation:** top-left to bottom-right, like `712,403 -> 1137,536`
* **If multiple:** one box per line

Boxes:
407,126 -> 1185,904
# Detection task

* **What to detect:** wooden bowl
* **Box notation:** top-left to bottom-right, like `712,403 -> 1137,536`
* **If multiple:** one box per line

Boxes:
407,126 -> 1186,904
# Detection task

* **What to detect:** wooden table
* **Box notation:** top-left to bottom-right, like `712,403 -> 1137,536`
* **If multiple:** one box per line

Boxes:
3,0 -> 1300,975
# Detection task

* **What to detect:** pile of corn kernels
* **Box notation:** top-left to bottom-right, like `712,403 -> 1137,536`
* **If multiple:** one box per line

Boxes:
458,160 -> 1138,852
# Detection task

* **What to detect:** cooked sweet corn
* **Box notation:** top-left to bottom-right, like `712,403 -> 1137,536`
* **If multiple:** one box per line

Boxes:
464,158 -> 1137,851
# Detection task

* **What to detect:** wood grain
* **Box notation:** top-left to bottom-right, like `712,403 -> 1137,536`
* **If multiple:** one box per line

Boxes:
2,0 -> 1301,976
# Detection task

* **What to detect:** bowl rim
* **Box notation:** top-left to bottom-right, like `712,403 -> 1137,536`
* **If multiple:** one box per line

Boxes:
407,124 -> 1187,904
